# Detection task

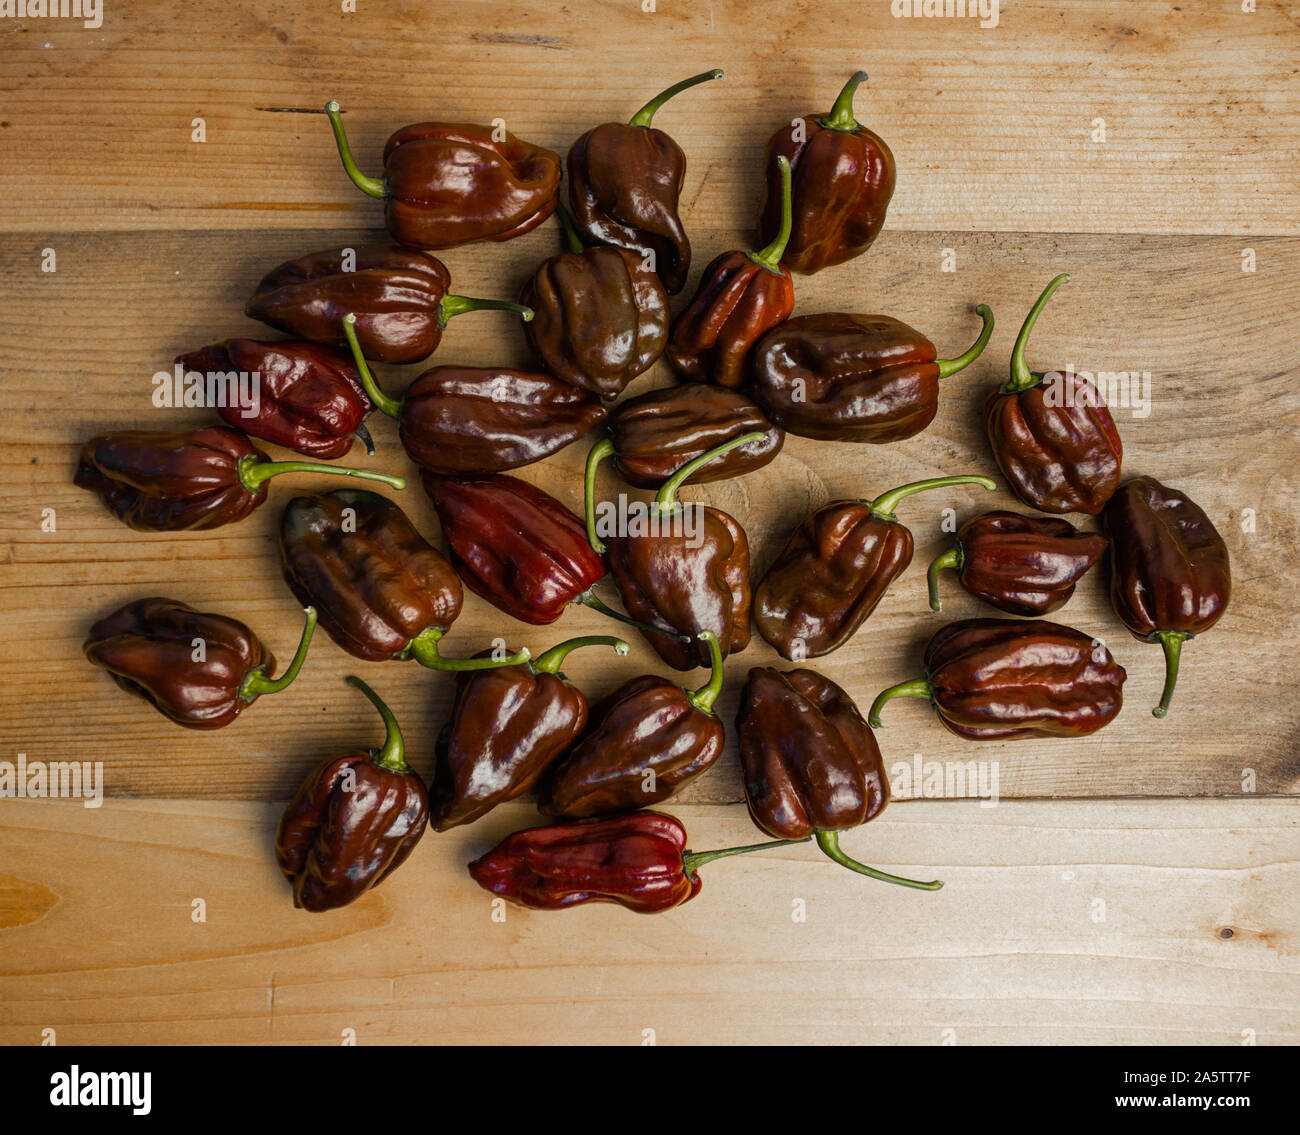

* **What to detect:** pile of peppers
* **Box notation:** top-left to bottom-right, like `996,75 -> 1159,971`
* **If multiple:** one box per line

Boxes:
75,69 -> 1231,918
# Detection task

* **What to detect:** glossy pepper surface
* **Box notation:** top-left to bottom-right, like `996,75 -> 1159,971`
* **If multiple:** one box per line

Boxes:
84,598 -> 316,730
520,206 -> 669,399
869,618 -> 1127,740
586,384 -> 783,491
737,667 -> 941,890
928,511 -> 1107,616
430,636 -> 629,831
325,100 -> 561,250
594,434 -> 760,670
276,677 -> 429,912
175,339 -> 374,459
245,245 -> 533,365
759,71 -> 895,275
667,156 -> 795,388
754,475 -> 996,660
1102,476 -> 1230,718
985,275 -> 1122,514
751,304 -> 994,442
468,810 -> 807,914
567,69 -> 723,295
540,630 -> 727,818
278,489 -> 528,670
74,426 -> 405,532
341,313 -> 605,475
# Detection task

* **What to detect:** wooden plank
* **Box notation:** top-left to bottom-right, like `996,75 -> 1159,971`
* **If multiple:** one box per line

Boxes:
0,798 -> 1295,1045
0,2 -> 1295,236
2,226 -> 1297,801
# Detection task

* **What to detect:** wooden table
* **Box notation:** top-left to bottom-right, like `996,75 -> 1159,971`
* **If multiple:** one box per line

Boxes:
1,1 -> 1297,1045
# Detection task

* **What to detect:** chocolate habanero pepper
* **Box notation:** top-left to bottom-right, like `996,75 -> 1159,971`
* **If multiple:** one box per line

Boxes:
594,434 -> 763,670
751,304 -> 994,442
468,810 -> 808,914
539,630 -> 727,818
568,69 -> 724,295
1102,476 -> 1231,719
754,474 -> 996,660
520,205 -> 669,399
278,488 -> 528,670
246,245 -> 533,365
737,667 -> 941,890
276,676 -> 429,913
75,426 -> 405,533
927,511 -> 1107,616
84,598 -> 316,730
341,313 -> 605,475
667,156 -> 795,388
324,99 -> 561,249
985,275 -> 1123,514
759,71 -> 896,276
584,383 -> 783,492
175,339 -> 374,459
869,618 -> 1126,740
430,635 -> 630,831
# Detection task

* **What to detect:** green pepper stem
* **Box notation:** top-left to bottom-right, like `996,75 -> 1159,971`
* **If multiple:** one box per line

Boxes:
749,156 -> 792,272
439,295 -> 534,328
324,100 -> 387,200
345,675 -> 409,772
815,830 -> 943,891
655,431 -> 766,513
236,453 -> 405,495
865,475 -> 996,522
574,590 -> 693,643
238,606 -> 317,703
935,304 -> 995,379
1005,274 -> 1069,394
927,545 -> 964,612
681,836 -> 811,878
820,70 -> 869,132
341,313 -> 402,420
685,630 -> 725,714
354,420 -> 376,456
532,635 -> 629,676
628,69 -> 724,128
555,201 -> 586,255
1151,629 -> 1191,719
406,627 -> 531,672
584,437 -> 615,554
868,677 -> 934,728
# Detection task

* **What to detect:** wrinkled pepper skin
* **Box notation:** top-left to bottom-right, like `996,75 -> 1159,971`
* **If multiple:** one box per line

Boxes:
751,307 -> 993,442
567,70 -> 723,295
423,472 -> 605,625
928,511 -> 1107,617
1102,476 -> 1231,718
276,677 -> 428,912
604,385 -> 783,488
175,339 -> 373,459
871,618 -> 1127,740
326,101 -> 561,250
468,811 -> 703,913
985,275 -> 1122,514
758,72 -> 895,276
83,598 -> 314,730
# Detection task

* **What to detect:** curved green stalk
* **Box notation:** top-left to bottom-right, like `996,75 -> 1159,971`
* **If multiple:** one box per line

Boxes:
628,69 -> 724,128
935,304 -> 994,378
324,100 -> 387,199
573,590 -> 692,643
655,430 -> 766,513
342,313 -> 401,420
584,437 -> 615,554
439,295 -> 534,328
865,475 -> 996,522
531,635 -> 629,676
748,156 -> 792,273
406,627 -> 530,671
236,453 -> 405,495
1004,274 -> 1069,394
1151,629 -> 1191,719
868,677 -> 934,728
345,675 -> 409,772
927,544 -> 964,612
815,830 -> 943,891
681,835 -> 811,878
819,70 -> 869,132
685,630 -> 724,714
555,202 -> 586,255
238,607 -> 317,702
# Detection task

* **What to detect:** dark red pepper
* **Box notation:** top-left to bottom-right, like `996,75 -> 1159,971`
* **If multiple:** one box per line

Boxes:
74,426 -> 405,532
984,275 -> 1123,514
276,676 -> 429,912
1102,476 -> 1231,718
325,100 -> 561,249
245,245 -> 533,365
667,157 -> 795,388
869,618 -> 1127,740
753,475 -> 996,660
84,598 -> 316,730
927,511 -> 1107,616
